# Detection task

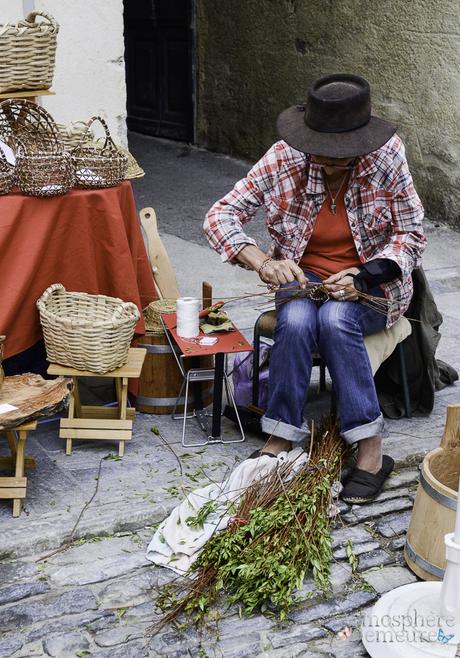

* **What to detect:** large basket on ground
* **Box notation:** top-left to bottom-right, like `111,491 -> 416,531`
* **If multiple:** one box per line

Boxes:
0,11 -> 59,94
37,284 -> 140,374
0,149 -> 14,195
0,99 -> 73,196
71,116 -> 128,188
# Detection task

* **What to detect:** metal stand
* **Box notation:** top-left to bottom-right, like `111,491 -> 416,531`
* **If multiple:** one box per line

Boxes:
161,317 -> 245,447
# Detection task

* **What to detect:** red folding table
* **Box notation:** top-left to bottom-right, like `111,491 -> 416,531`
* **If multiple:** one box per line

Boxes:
161,313 -> 253,447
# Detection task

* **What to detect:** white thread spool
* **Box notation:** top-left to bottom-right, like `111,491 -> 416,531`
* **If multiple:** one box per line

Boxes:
176,297 -> 200,338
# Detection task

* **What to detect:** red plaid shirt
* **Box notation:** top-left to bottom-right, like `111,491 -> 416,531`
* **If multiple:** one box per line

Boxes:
204,134 -> 426,327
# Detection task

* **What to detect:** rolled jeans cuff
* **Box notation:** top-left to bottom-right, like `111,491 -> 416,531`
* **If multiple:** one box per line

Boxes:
261,416 -> 310,443
341,413 -> 388,445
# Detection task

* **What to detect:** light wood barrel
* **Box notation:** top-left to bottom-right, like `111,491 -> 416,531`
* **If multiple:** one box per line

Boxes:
136,332 -> 213,414
405,447 -> 458,581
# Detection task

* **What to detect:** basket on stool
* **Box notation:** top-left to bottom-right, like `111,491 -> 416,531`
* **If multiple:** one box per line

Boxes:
0,99 -> 73,197
71,116 -> 128,188
37,283 -> 140,374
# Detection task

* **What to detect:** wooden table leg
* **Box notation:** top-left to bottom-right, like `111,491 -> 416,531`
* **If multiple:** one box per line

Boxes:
65,380 -> 79,455
5,429 -> 17,458
118,376 -> 128,457
12,429 -> 27,517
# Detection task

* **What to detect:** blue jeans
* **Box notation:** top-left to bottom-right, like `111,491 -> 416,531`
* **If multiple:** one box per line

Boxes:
261,271 -> 388,445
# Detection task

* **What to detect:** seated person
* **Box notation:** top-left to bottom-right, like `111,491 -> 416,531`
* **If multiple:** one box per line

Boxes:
203,74 -> 426,503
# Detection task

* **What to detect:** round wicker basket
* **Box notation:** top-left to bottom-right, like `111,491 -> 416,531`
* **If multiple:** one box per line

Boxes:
37,284 -> 140,374
71,116 -> 128,188
0,99 -> 73,197
0,149 -> 14,195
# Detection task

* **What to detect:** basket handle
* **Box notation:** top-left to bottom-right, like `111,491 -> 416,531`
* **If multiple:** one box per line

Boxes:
111,301 -> 140,322
36,283 -> 66,311
24,11 -> 59,33
74,116 -> 116,154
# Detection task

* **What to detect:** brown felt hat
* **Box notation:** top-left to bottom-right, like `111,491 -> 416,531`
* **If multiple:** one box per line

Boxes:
277,73 -> 397,158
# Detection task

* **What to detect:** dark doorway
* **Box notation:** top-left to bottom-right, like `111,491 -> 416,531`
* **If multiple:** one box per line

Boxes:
123,0 -> 194,142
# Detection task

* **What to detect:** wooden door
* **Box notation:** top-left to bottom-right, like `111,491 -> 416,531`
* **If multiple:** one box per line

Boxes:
124,0 -> 194,141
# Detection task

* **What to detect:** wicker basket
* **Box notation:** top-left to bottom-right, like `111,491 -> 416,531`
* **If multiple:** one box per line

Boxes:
37,284 -> 140,374
58,121 -> 144,179
0,149 -> 14,195
0,99 -> 73,197
71,116 -> 128,188
0,11 -> 58,94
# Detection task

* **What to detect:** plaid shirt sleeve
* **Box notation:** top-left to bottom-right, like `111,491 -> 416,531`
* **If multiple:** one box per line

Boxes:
203,143 -> 281,263
368,141 -> 426,280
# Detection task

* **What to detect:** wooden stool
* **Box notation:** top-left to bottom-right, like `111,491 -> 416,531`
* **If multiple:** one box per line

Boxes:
48,348 -> 146,457
0,421 -> 37,517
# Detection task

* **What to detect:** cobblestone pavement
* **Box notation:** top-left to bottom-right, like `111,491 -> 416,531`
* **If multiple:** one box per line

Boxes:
1,137 -> 459,657
0,466 -> 420,658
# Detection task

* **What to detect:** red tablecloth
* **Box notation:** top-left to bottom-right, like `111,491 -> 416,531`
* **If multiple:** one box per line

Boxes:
0,181 -> 157,359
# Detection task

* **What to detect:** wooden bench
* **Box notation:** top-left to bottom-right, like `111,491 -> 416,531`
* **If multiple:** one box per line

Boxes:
0,420 -> 37,517
48,348 -> 146,457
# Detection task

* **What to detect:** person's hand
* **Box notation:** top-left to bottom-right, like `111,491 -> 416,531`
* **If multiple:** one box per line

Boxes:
324,267 -> 360,301
259,258 -> 308,289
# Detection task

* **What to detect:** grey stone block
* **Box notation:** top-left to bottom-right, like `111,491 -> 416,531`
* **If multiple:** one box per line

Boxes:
94,624 -> 147,648
268,624 -> 326,648
91,639 -> 150,658
356,549 -> 395,572
43,631 -> 90,657
0,588 -> 97,632
0,636 -> 22,658
362,565 -> 417,594
27,610 -> 114,642
331,525 -> 373,549
383,469 -> 419,490
376,511 -> 412,538
344,497 -> 413,523
333,540 -> 379,560
390,536 -> 407,551
290,590 -> 377,624
0,581 -> 49,606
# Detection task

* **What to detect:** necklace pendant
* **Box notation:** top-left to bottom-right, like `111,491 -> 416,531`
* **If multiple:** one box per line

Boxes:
330,202 -> 337,214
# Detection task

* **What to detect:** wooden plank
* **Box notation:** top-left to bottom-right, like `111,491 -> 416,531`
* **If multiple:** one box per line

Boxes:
140,207 -> 180,300
0,89 -> 55,100
59,429 -> 132,440
0,489 -> 26,499
0,457 -> 35,470
80,406 -> 136,420
0,476 -> 26,487
48,348 -> 146,378
60,418 -> 132,430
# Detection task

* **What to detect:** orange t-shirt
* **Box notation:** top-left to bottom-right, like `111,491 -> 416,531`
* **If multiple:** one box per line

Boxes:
299,188 -> 361,280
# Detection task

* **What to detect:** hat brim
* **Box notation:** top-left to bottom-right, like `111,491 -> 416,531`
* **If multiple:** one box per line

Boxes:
277,105 -> 397,158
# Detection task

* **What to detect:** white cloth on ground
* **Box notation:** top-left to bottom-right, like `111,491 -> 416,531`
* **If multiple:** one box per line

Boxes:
145,447 -> 309,574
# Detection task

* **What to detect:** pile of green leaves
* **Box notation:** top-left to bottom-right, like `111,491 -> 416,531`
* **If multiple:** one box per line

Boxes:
149,418 -> 346,634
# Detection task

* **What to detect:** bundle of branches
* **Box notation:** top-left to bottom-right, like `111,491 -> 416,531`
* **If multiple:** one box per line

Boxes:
148,418 -> 347,634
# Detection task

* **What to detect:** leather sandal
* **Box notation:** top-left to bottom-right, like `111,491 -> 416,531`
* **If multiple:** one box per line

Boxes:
340,455 -> 394,504
248,449 -> 277,459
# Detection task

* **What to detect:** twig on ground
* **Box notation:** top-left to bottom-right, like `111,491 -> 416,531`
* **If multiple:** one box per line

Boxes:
36,456 -> 105,562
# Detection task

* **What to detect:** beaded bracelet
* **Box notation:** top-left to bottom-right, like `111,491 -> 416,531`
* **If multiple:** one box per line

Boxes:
257,257 -> 273,280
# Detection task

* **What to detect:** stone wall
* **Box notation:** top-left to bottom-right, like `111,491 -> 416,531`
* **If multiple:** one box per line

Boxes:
196,0 -> 460,226
0,0 -> 127,144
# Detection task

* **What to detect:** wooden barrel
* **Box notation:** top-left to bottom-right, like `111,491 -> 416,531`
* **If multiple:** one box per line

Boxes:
136,332 -> 213,414
405,405 -> 460,580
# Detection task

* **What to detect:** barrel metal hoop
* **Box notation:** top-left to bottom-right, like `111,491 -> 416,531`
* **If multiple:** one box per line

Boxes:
137,343 -> 178,354
420,470 -> 457,511
405,538 -> 445,579
137,395 -> 190,407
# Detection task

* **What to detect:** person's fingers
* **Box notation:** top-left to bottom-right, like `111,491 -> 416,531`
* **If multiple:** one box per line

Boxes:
324,272 -> 342,284
289,263 -> 308,289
